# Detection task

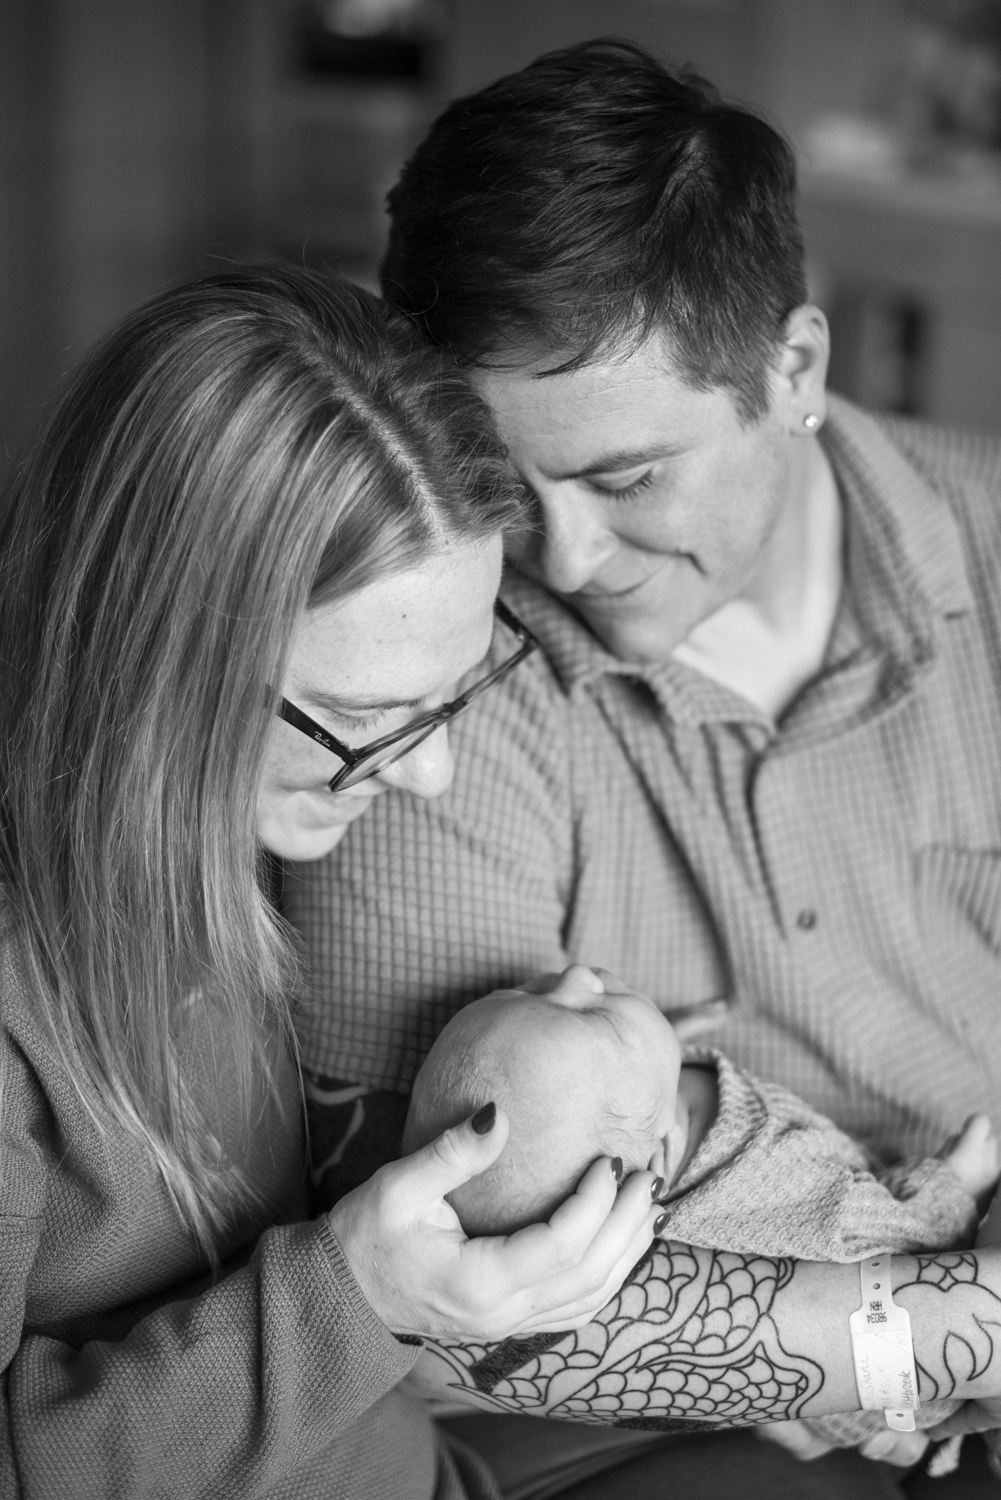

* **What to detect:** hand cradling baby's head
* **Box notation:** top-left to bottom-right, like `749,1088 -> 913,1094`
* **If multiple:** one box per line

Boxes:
403,966 -> 681,1235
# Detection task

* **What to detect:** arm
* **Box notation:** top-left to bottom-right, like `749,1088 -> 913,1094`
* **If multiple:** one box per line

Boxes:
663,1059 -> 980,1265
0,1217 -> 418,1499
406,1242 -> 1001,1431
0,995 -> 423,1499
0,1085 -> 661,1499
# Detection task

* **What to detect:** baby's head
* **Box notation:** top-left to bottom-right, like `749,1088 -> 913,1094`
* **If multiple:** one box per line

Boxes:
403,966 -> 684,1235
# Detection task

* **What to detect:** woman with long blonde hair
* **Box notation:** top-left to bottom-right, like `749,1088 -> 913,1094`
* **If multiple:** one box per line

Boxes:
0,265 -> 661,1498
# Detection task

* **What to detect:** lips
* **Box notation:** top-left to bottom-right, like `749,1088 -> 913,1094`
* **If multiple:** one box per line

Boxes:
575,569 -> 663,603
577,579 -> 651,601
573,552 -> 695,604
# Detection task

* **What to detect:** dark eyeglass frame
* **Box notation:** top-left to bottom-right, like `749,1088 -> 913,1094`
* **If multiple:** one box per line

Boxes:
276,598 -> 538,792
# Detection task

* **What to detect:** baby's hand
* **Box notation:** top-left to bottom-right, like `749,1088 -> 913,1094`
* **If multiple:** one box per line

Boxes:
942,1113 -> 1001,1212
856,1427 -> 930,1468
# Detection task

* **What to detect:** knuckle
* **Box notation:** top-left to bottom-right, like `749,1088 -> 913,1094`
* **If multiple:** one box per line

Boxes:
549,1237 -> 581,1273
430,1129 -> 465,1171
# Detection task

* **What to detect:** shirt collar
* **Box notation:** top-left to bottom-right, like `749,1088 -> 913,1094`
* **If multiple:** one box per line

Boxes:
502,395 -> 973,709
821,394 -> 973,623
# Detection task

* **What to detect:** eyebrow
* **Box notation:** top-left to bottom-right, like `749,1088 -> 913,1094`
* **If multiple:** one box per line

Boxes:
297,635 -> 496,720
589,1004 -> 625,1042
550,444 -> 682,481
303,687 -> 427,717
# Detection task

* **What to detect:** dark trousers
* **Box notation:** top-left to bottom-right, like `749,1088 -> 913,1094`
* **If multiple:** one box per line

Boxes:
441,1414 -> 998,1500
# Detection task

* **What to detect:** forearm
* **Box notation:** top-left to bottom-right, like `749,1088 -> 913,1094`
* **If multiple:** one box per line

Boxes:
3,1221 -> 417,1498
414,1242 -> 1001,1429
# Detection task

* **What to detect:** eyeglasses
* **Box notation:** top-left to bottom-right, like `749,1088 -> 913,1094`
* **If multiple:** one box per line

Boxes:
276,598 -> 538,792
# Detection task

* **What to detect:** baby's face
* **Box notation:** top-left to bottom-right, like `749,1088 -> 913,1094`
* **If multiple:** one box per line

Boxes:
469,968 -> 683,1178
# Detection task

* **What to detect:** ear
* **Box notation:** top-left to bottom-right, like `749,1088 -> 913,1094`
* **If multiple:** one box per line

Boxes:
648,1138 -> 668,1179
771,304 -> 830,437
649,1116 -> 689,1187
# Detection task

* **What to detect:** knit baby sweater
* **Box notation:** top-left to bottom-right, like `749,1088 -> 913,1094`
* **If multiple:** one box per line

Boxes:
663,1048 -> 980,1445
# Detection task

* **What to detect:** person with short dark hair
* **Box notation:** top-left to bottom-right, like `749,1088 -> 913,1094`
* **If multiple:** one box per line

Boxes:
287,37 -> 1001,1497
382,38 -> 806,427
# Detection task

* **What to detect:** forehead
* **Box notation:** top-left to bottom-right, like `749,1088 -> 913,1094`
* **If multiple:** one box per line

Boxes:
292,536 -> 502,700
470,339 -> 735,477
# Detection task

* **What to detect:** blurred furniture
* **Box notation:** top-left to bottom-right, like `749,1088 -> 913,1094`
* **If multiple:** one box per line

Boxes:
801,166 -> 1001,432
268,1 -> 447,285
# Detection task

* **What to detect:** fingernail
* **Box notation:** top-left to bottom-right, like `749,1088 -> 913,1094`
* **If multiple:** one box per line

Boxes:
610,1156 -> 624,1183
471,1102 -> 496,1135
653,1213 -> 668,1234
650,1177 -> 664,1200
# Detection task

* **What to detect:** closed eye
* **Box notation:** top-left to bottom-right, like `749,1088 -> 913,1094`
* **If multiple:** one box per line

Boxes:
593,469 -> 657,502
323,709 -> 386,734
589,1005 -> 625,1041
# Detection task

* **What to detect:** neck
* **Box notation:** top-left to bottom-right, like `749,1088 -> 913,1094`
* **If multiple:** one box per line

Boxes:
673,437 -> 843,718
668,1064 -> 719,1185
743,436 -> 839,629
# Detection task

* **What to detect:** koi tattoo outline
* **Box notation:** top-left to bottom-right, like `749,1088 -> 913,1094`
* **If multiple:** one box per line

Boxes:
422,1241 -> 825,1432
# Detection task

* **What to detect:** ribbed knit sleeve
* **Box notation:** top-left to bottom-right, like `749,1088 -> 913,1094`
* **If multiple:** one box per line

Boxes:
2,1221 -> 419,1498
0,975 -> 421,1497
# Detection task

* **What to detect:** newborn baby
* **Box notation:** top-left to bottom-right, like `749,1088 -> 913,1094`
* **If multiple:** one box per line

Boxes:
403,965 -> 1001,1456
404,965 -> 998,1246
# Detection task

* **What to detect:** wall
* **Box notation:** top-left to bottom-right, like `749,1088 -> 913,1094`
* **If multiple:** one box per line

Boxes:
0,0 -> 264,471
1,0 -> 997,465
446,0 -> 756,103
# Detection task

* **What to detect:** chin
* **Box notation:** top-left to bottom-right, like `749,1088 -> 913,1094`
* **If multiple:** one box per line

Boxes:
258,819 -> 351,862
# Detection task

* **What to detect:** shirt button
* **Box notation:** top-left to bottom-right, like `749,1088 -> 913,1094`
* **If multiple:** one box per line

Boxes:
796,909 -> 818,931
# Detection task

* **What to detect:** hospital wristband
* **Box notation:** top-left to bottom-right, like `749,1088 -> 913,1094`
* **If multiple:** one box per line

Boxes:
849,1254 -> 920,1432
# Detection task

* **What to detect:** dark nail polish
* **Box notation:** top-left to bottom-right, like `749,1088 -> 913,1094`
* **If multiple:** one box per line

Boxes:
471,1102 -> 496,1135
610,1156 -> 624,1183
650,1177 -> 664,1200
653,1213 -> 668,1235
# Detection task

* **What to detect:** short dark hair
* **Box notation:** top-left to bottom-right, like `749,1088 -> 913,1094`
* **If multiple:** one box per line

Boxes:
383,39 -> 808,420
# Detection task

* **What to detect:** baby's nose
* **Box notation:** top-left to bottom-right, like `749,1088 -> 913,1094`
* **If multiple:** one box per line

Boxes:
546,965 -> 606,1007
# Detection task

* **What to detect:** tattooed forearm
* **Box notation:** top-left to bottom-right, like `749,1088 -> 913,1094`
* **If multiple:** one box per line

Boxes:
417,1241 -> 825,1431
894,1253 -> 1001,1404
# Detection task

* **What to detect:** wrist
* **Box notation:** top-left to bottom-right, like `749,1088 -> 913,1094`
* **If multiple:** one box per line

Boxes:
893,1249 -> 1001,1402
325,1197 -> 393,1331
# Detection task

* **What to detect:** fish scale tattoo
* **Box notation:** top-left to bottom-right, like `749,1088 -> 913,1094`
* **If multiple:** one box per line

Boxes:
424,1241 -> 825,1431
418,1247 -> 1001,1431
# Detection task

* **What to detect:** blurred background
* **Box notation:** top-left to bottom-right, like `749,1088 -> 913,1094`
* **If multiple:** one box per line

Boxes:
2,0 -> 1000,474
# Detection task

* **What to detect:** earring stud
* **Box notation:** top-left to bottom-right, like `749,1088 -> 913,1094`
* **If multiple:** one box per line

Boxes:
803,413 -> 820,431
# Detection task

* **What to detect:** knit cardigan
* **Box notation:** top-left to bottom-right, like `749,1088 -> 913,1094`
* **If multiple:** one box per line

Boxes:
0,921 -> 482,1499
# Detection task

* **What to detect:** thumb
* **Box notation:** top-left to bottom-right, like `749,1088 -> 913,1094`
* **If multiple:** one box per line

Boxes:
398,1102 -> 511,1211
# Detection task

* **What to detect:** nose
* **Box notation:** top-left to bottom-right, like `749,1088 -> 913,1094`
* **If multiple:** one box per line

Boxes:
531,487 -> 619,595
544,964 -> 606,1008
373,723 -> 455,800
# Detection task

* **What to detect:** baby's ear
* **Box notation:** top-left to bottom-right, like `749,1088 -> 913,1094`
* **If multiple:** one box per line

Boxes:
656,1118 -> 689,1187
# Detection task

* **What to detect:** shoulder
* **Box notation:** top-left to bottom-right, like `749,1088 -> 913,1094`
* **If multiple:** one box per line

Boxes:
871,412 -> 1001,574
833,404 -> 1001,620
0,909 -> 58,1219
874,413 -> 1001,497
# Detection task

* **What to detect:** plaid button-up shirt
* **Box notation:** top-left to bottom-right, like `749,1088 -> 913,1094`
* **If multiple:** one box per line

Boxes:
287,397 -> 1001,1177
